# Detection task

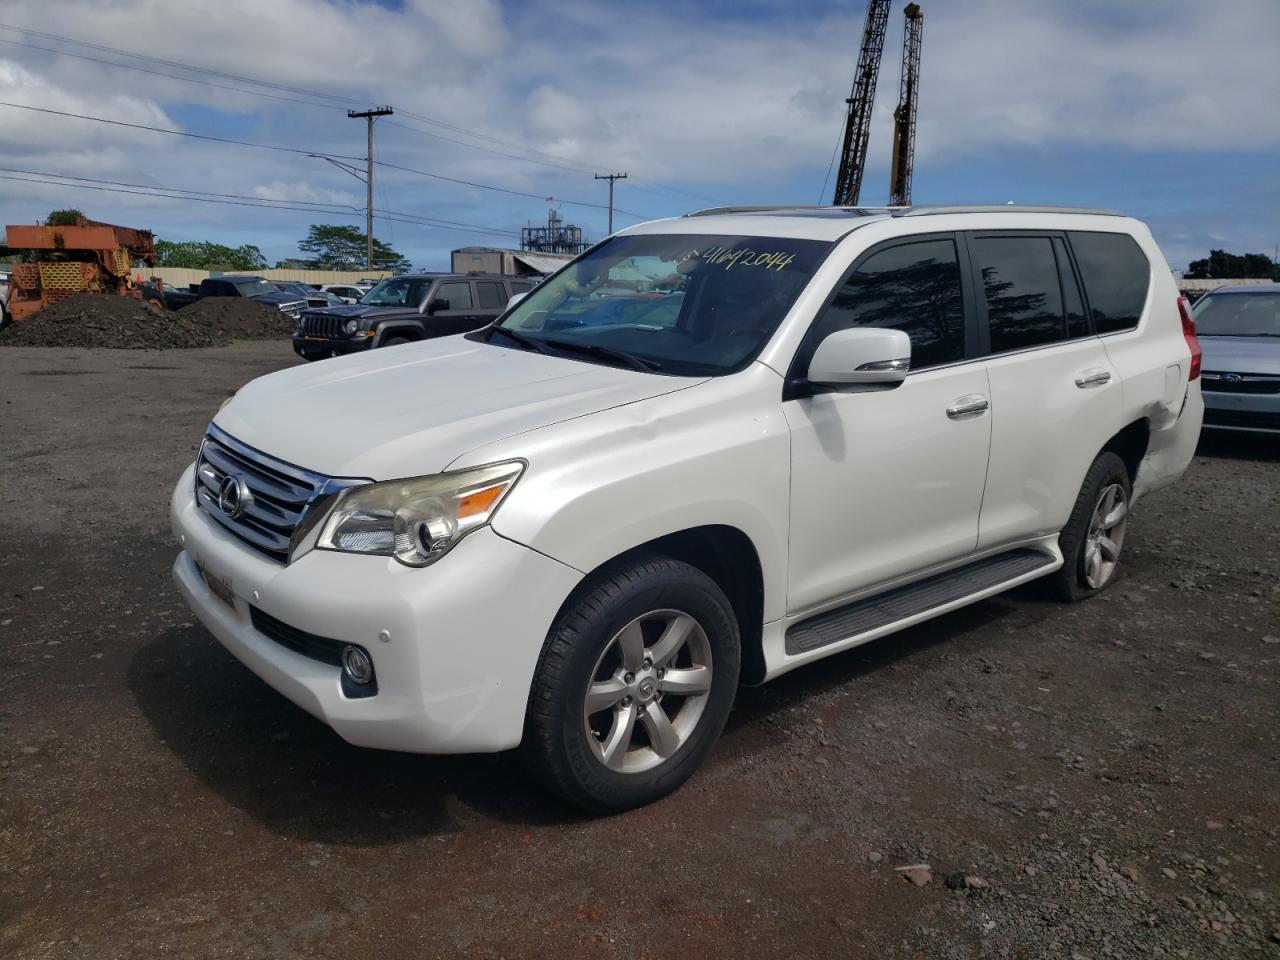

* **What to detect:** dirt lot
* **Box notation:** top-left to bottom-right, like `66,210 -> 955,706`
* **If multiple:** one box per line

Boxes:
1,343 -> 1277,959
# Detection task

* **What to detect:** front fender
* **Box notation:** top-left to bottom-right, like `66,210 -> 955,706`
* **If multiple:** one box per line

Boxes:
462,365 -> 792,622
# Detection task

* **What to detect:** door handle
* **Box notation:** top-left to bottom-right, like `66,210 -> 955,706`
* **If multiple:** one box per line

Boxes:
946,394 -> 989,419
1075,369 -> 1112,388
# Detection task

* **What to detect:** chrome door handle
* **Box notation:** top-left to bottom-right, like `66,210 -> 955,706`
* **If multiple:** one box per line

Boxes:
946,394 -> 989,419
1075,369 -> 1112,388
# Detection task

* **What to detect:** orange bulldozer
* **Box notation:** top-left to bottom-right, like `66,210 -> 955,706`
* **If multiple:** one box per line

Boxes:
3,216 -> 157,322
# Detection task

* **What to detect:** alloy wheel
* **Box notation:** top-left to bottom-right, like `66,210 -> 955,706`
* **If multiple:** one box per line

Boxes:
582,609 -> 713,774
1083,482 -> 1128,589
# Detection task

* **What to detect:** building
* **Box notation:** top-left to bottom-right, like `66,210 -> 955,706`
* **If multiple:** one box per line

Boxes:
451,247 -> 573,278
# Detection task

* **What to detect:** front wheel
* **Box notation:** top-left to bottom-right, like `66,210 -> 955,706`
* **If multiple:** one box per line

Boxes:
1051,451 -> 1132,602
523,555 -> 740,812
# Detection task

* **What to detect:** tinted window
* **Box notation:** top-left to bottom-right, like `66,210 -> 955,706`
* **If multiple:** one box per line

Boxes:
1069,231 -> 1150,334
509,281 -> 534,294
435,281 -> 473,310
804,238 -> 966,370
973,236 -> 1065,353
476,281 -> 505,309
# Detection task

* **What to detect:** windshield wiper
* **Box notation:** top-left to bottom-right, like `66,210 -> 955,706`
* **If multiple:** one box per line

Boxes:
540,338 -> 662,373
488,325 -> 554,355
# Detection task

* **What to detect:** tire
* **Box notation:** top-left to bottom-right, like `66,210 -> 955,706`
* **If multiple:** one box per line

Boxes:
1050,451 -> 1132,602
382,336 -> 410,347
522,554 -> 741,813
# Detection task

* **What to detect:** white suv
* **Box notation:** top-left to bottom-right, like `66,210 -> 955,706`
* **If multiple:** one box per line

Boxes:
171,205 -> 1203,811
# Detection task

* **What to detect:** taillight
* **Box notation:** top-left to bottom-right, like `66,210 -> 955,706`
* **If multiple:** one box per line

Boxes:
1177,296 -> 1201,381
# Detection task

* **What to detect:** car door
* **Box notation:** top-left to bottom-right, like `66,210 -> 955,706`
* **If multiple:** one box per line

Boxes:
965,231 -> 1121,549
783,234 -> 992,615
427,280 -> 483,336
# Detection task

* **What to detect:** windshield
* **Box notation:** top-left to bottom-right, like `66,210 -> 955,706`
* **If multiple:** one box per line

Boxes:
491,234 -> 832,375
361,277 -> 430,307
234,279 -> 279,297
1192,291 -> 1280,337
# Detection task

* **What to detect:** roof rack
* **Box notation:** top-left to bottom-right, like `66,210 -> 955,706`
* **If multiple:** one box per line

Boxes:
686,203 -> 1124,219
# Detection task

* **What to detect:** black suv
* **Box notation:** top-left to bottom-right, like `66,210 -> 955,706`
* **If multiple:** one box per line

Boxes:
293,273 -> 536,361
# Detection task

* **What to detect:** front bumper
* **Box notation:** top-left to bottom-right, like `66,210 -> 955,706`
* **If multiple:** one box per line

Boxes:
1201,387 -> 1280,434
170,464 -> 582,754
291,333 -> 373,359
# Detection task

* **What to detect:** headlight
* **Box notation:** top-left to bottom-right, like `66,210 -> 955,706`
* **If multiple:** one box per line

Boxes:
316,461 -> 524,567
344,319 -> 359,335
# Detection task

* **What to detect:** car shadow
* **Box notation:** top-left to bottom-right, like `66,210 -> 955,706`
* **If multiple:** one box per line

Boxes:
131,598 -> 1021,841
1196,431 -> 1280,462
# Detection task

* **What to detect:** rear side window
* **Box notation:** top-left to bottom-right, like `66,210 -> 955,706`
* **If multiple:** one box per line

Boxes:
806,238 -> 967,370
476,281 -> 505,309
1068,232 -> 1150,334
435,281 -> 473,310
509,281 -> 534,294
972,236 -> 1065,354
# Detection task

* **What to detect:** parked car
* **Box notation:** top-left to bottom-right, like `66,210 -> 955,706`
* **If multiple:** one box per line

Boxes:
0,271 -> 9,328
322,284 -> 365,304
355,278 -> 380,291
1192,283 -> 1280,434
171,205 -> 1202,812
154,275 -> 307,319
292,273 -> 536,361
272,281 -> 343,309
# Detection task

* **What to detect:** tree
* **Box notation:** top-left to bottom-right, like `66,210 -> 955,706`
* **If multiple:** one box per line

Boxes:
1186,249 -> 1279,281
46,208 -> 85,226
297,224 -> 411,273
154,239 -> 267,271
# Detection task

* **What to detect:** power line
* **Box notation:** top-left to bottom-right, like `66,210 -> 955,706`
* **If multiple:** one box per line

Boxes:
0,170 -> 519,239
0,21 -> 720,209
0,100 -> 650,222
0,100 -> 363,161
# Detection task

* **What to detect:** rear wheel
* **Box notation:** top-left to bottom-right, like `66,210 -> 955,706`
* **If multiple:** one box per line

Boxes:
1051,451 -> 1131,601
523,555 -> 740,812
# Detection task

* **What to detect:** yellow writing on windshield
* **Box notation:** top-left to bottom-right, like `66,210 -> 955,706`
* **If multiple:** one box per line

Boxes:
679,247 -> 798,273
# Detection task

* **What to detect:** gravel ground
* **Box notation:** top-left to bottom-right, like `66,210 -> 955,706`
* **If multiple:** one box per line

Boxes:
0,295 -> 292,349
1,343 -> 1277,959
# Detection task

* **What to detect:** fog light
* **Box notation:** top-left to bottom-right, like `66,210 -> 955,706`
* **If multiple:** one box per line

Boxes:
341,644 -> 374,684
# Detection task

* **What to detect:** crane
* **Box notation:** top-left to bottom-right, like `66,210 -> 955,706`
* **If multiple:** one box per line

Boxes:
888,3 -> 924,207
831,0 -> 892,207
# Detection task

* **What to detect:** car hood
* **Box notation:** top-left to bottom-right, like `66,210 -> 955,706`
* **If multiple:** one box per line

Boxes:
1199,336 -> 1280,375
251,291 -> 304,307
214,336 -> 704,479
301,303 -> 411,319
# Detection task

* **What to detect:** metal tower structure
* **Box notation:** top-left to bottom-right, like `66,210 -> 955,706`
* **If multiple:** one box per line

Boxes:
888,4 -> 924,207
831,0 -> 892,206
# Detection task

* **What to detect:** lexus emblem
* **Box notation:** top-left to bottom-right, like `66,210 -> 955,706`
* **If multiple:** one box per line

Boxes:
1220,373 -> 1243,384
217,474 -> 252,519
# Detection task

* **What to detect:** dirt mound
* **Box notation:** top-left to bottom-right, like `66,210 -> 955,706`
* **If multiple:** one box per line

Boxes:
0,294 -> 294,349
177,297 -> 296,341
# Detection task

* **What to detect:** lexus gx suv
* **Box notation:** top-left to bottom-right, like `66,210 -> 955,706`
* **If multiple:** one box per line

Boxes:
171,205 -> 1203,812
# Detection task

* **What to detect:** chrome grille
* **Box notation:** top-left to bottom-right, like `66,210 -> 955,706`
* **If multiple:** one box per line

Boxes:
194,425 -> 338,563
299,312 -> 344,338
1200,372 -> 1280,395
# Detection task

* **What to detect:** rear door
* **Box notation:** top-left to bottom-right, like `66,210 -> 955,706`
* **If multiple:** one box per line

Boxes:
967,231 -> 1122,549
426,280 -> 483,336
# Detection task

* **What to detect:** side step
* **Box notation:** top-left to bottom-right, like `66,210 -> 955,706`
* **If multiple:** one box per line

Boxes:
785,548 -> 1057,655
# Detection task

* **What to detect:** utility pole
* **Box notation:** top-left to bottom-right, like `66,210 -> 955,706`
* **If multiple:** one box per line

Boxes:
348,106 -> 393,270
594,172 -> 627,234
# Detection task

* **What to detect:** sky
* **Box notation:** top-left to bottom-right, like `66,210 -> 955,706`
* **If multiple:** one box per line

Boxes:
0,0 -> 1275,272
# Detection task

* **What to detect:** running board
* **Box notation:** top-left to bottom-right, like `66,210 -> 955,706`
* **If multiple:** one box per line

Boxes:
785,548 -> 1058,656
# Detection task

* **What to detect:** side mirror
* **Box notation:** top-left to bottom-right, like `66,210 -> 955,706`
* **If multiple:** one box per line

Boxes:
507,292 -> 528,308
425,297 -> 450,314
807,328 -> 911,390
